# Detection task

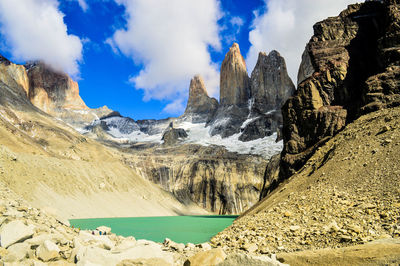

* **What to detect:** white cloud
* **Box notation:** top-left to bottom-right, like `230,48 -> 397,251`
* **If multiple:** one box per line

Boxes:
107,0 -> 222,115
247,0 -> 357,84
77,0 -> 88,12
0,0 -> 83,77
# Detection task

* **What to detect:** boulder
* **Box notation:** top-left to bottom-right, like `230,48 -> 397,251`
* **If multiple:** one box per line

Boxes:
36,240 -> 60,262
217,253 -> 283,266
0,220 -> 35,248
184,248 -> 227,266
5,242 -> 29,262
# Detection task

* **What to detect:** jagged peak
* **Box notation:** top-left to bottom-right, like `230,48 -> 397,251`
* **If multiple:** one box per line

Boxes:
225,43 -> 247,68
189,75 -> 209,97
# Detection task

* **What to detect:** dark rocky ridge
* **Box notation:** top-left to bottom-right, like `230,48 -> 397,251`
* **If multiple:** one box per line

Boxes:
281,0 -> 400,178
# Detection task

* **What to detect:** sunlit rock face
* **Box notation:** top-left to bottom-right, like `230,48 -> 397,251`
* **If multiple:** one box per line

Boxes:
219,43 -> 250,107
25,62 -> 87,113
182,75 -> 218,123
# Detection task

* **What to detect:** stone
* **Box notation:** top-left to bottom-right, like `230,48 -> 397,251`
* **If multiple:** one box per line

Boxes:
242,243 -> 258,253
217,253 -> 282,266
5,242 -> 29,262
37,240 -> 60,262
184,248 -> 227,266
198,242 -> 212,251
0,220 -> 35,248
220,43 -> 250,107
182,75 -> 219,123
290,226 -> 300,232
78,231 -> 115,250
117,258 -> 172,266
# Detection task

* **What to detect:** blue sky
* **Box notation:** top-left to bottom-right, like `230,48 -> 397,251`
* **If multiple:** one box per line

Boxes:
0,0 -> 357,120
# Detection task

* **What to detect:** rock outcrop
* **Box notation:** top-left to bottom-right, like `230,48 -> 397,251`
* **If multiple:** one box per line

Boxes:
25,61 -> 87,113
281,0 -> 400,178
250,51 -> 295,114
162,123 -> 188,146
125,144 -> 267,214
182,75 -> 218,123
220,43 -> 250,107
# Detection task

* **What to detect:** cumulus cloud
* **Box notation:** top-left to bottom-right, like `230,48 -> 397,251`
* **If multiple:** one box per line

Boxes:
247,0 -> 357,84
0,0 -> 83,76
107,0 -> 222,115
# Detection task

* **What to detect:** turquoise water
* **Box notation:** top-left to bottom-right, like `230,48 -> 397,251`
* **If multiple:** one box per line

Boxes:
70,215 -> 238,244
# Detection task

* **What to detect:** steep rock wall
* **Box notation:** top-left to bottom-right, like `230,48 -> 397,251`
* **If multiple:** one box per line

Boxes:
281,0 -> 400,178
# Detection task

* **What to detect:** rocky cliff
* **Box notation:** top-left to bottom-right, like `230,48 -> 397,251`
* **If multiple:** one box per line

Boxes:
281,0 -> 400,178
123,144 -> 267,214
182,75 -> 218,122
22,61 -> 113,128
250,51 -> 295,114
26,62 -> 87,113
220,43 -> 250,107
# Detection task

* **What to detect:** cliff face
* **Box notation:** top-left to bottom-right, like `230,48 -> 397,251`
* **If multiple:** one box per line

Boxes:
281,0 -> 400,178
182,75 -> 218,122
220,43 -> 250,107
250,51 -> 295,114
125,145 -> 267,214
26,62 -> 87,113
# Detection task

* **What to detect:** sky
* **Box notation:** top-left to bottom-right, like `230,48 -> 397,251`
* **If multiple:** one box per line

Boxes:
0,0 -> 358,120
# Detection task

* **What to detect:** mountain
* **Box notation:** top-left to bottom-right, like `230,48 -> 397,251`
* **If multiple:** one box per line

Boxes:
212,0 -> 400,261
24,61 -> 113,129
182,75 -> 218,123
208,43 -> 295,140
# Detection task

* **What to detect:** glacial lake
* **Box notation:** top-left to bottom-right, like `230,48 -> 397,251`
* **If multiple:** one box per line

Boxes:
70,215 -> 238,244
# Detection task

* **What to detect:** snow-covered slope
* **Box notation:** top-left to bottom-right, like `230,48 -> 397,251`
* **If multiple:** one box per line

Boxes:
82,115 -> 282,159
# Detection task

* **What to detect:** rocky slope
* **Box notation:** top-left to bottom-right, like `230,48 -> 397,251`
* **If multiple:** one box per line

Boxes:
281,0 -> 400,178
212,106 -> 400,255
182,75 -> 218,123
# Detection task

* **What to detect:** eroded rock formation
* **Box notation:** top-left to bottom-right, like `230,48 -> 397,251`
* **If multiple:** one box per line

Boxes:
182,75 -> 218,122
281,0 -> 400,178
125,145 -> 267,214
220,43 -> 250,107
250,51 -> 295,114
26,62 -> 87,113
